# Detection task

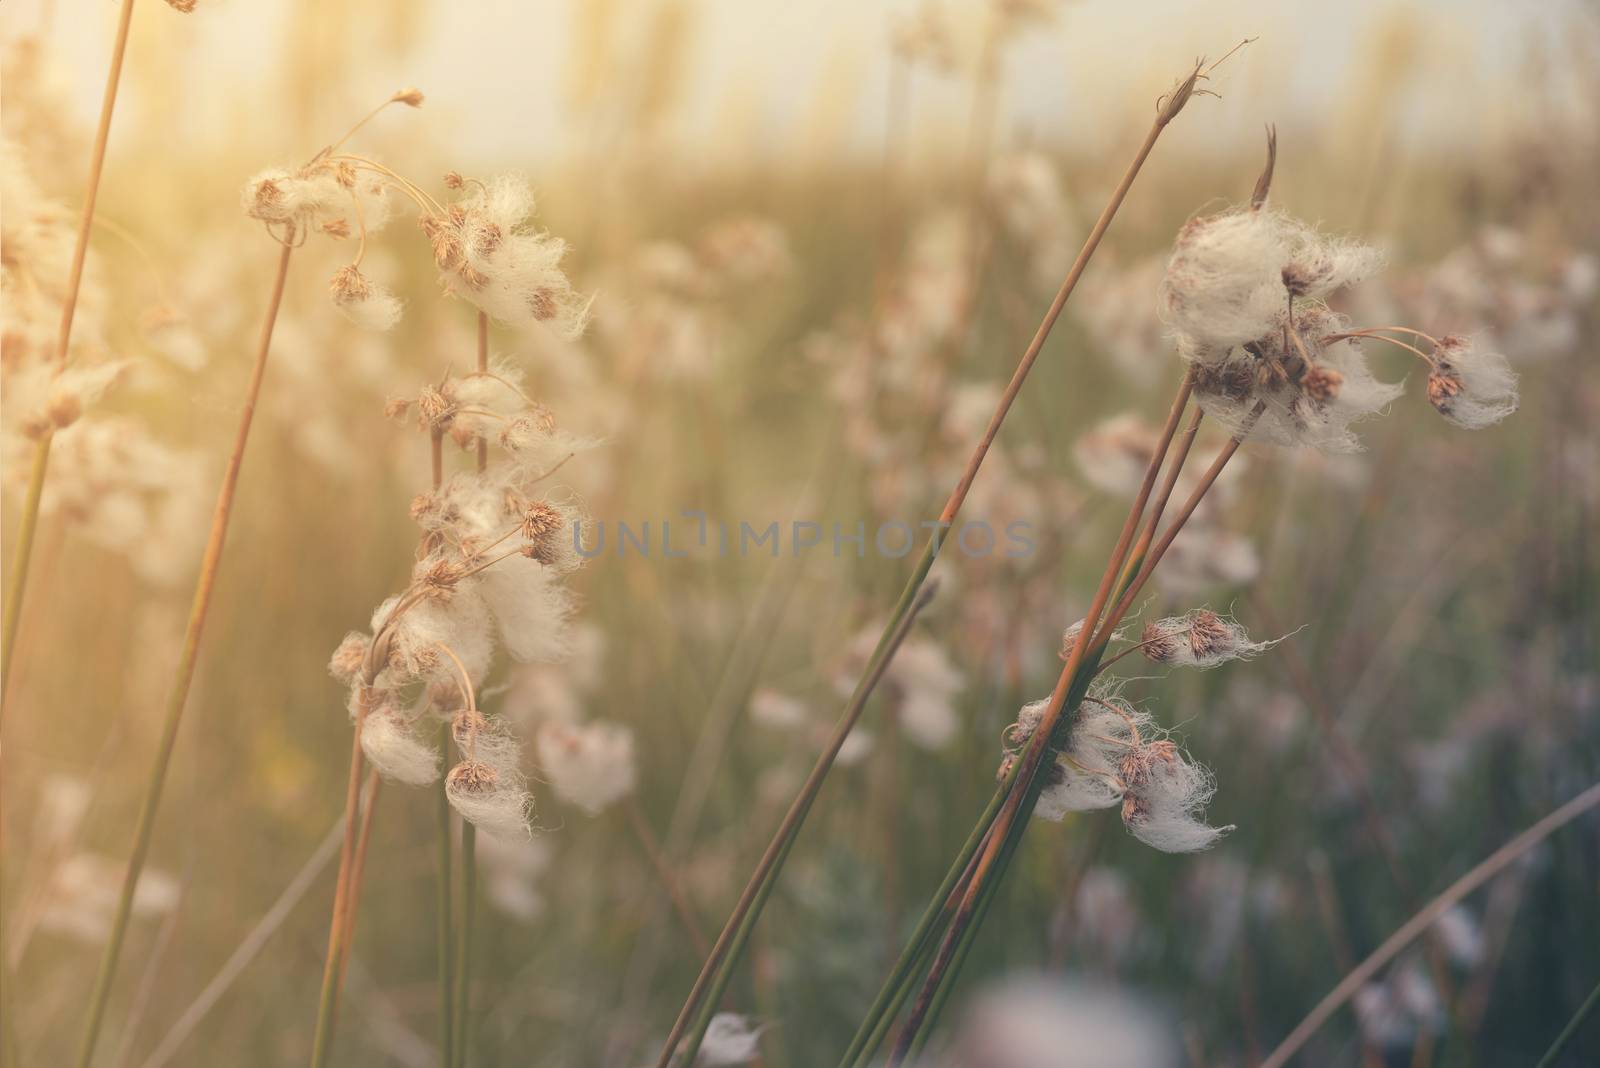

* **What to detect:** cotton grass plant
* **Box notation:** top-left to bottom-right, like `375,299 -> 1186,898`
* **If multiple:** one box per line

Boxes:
287,143 -> 598,1065
4,8 -> 1598,1068
843,127 -> 1529,1068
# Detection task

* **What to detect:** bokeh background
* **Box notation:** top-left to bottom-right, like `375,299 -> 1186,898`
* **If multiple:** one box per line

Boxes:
3,1 -> 1597,1065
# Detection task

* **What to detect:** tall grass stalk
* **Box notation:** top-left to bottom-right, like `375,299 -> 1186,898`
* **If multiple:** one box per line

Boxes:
674,580 -> 942,1064
139,819 -> 344,1068
452,826 -> 476,1068
1260,781 -> 1600,1068
654,61 -> 1209,1068
1536,976 -> 1600,1068
436,721 -> 455,1060
76,235 -> 295,1068
882,371 -> 1201,1064
336,771 -> 382,986
309,684 -> 373,1068
448,310 -> 492,1068
1,0 -> 138,718
625,799 -> 710,956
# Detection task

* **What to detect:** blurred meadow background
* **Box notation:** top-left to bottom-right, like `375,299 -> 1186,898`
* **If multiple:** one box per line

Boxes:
2,1 -> 1598,1066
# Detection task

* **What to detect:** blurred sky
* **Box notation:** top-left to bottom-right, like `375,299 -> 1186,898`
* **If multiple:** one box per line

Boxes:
3,0 -> 1595,168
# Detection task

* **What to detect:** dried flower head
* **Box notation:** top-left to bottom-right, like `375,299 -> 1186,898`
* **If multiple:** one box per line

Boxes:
329,264 -> 402,331
1118,739 -> 1233,853
445,759 -> 532,838
1140,609 -> 1275,668
1426,335 -> 1518,429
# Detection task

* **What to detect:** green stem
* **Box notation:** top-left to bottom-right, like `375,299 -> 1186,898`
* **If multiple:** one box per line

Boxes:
1536,976 -> 1600,1068
901,869 -> 999,1066
886,655 -> 1101,1064
453,824 -> 477,1068
680,813 -> 802,1064
840,782 -> 1012,1068
656,565 -> 939,1066
76,236 -> 294,1068
437,726 -> 455,1060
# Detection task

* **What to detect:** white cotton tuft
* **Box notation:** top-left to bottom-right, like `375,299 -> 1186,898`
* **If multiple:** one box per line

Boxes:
1140,609 -> 1277,668
446,761 -> 533,839
535,720 -> 637,815
1427,336 -> 1518,429
953,975 -> 1182,1068
328,631 -> 371,685
749,688 -> 809,730
479,559 -> 575,663
1120,743 -> 1233,853
1019,695 -> 1149,821
359,705 -> 440,786
1161,209 -> 1384,359
334,285 -> 403,331
432,174 -> 593,335
240,167 -> 344,226
891,637 -> 964,749
1156,524 -> 1260,595
831,629 -> 964,751
1073,414 -> 1158,496
453,710 -> 525,778
832,726 -> 875,766
375,590 -> 494,686
46,362 -> 126,427
1060,617 -> 1125,661
696,1013 -> 767,1065
1193,333 -> 1404,455
1035,757 -> 1124,820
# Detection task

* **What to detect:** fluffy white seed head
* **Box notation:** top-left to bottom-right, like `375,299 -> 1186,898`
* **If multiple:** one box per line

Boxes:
445,759 -> 533,838
748,688 -> 809,730
1073,414 -> 1158,496
696,1013 -> 767,1065
1140,609 -> 1276,668
1021,694 -> 1151,821
427,174 -> 592,334
1161,208 -> 1384,359
1427,335 -> 1518,428
359,701 -> 441,786
1192,330 -> 1404,454
1119,742 -> 1233,853
329,265 -> 403,331
535,720 -> 637,815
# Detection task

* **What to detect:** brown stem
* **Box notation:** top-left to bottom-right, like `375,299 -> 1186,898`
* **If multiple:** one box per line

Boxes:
336,770 -> 382,987
1100,421 -> 1251,638
651,579 -> 940,1068
891,372 -> 1197,1060
937,113 -> 1183,526
1123,406 -> 1205,585
625,797 -> 710,959
655,71 -> 1206,1068
1,0 -> 139,720
309,687 -> 371,1064
76,235 -> 295,1068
